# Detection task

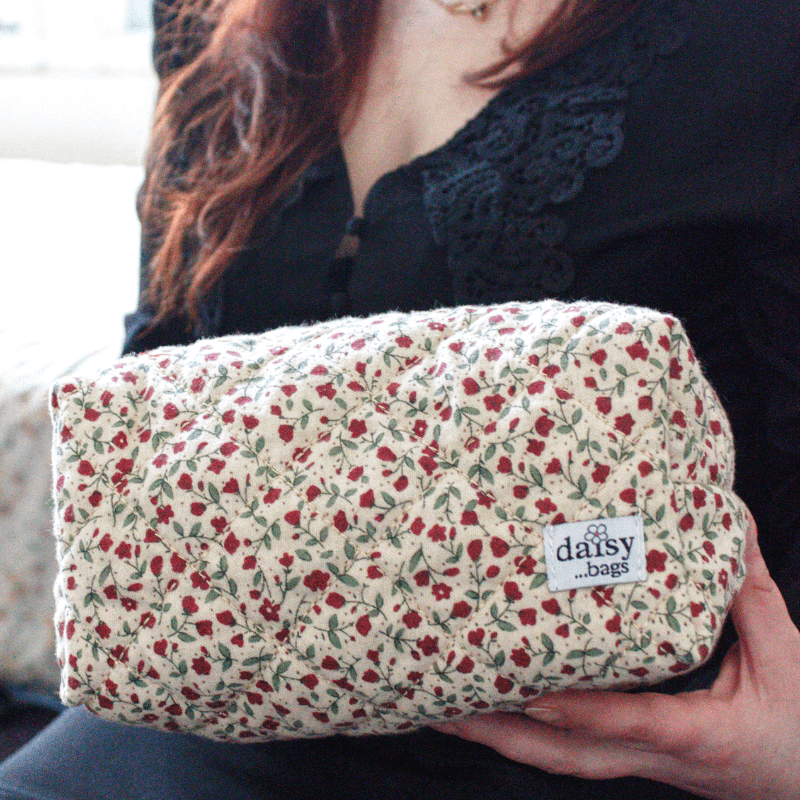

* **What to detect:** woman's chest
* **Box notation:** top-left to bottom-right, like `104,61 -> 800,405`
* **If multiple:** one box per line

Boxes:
339,0 -> 559,214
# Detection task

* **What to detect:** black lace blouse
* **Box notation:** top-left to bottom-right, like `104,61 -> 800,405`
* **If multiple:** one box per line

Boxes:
126,0 -> 800,679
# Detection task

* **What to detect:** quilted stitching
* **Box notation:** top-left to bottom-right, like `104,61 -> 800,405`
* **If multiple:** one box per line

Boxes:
50,301 -> 747,741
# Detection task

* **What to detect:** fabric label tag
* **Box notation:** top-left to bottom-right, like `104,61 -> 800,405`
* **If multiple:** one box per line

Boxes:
543,515 -> 646,593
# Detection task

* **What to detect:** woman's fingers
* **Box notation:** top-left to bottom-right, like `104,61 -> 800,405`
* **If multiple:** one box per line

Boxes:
728,518 -> 800,674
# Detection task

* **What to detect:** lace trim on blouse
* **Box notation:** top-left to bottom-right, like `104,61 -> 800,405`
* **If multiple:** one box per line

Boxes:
416,0 -> 694,304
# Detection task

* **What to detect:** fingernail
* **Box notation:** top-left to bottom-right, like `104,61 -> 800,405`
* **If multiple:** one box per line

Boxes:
524,706 -> 566,727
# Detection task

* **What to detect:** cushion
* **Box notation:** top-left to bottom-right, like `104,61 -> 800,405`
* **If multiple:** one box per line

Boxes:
50,301 -> 748,741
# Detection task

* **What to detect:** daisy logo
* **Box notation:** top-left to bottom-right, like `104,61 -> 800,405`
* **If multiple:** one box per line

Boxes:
584,523 -> 608,545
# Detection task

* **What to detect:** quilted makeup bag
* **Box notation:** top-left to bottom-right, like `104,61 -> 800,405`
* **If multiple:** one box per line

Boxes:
51,301 -> 747,741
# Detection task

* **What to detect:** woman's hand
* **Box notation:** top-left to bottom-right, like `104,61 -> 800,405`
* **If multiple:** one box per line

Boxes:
431,520 -> 800,800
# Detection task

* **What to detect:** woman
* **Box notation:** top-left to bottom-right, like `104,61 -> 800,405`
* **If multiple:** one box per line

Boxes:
0,1 -> 797,798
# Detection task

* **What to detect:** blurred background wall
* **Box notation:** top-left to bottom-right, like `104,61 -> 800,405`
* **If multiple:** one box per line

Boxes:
0,0 -> 158,165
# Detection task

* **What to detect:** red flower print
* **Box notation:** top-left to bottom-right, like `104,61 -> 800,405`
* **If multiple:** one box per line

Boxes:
191,657 -> 211,675
156,505 -> 175,524
451,601 -> 471,618
284,510 -> 301,526
300,674 -> 319,690
377,446 -> 396,462
116,458 -> 134,474
542,598 -> 561,615
403,611 -> 422,629
258,600 -> 281,622
243,415 -> 259,430
555,623 -> 570,637
518,608 -> 537,625
356,615 -> 372,636
195,620 -> 213,637
494,676 -> 513,694
303,570 -> 330,592
638,461 -> 653,477
182,596 -> 199,614
316,383 -> 336,400
467,539 -> 483,561
638,395 -> 653,411
190,502 -> 206,516
625,341 -> 649,360
170,553 -> 186,572
614,414 -> 635,435
394,475 -> 409,491
95,622 -> 111,639
359,489 -> 375,508
619,488 -> 636,504
646,549 -> 667,572
428,524 -> 447,542
591,587 -> 613,607
595,396 -> 612,415
348,419 -> 367,438
591,464 -> 610,483
333,510 -> 349,532
462,378 -> 480,395
534,415 -> 554,437
605,614 -> 621,633
497,456 -> 513,473
526,439 -> 545,456
178,473 -> 193,491
413,570 -> 430,587
223,533 -> 240,554
417,635 -> 439,656
367,565 -> 382,579
535,498 -> 557,515
456,656 -> 475,674
429,582 -> 451,601
467,629 -> 485,646
99,534 -> 113,552
669,358 -> 683,379
665,573 -> 678,589
460,510 -> 479,526
326,593 -> 345,609
591,349 -> 607,365
504,581 -> 523,601
190,571 -> 210,590
418,454 -> 437,474
84,408 -> 101,421
216,611 -> 235,626
114,542 -> 132,560
278,424 -> 294,443
527,380 -> 545,395
483,394 -> 505,412
490,537 -> 509,558
671,409 -> 687,428
163,403 -> 179,420
510,648 -> 531,668
513,485 -> 529,499
412,419 -> 428,438
679,513 -> 694,532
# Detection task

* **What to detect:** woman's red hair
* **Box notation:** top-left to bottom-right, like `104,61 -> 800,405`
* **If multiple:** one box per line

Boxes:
142,0 -> 638,324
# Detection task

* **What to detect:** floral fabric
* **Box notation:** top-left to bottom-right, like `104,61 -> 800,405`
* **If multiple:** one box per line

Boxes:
51,301 -> 747,741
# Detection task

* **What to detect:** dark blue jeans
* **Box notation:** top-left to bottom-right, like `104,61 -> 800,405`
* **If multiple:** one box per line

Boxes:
0,707 -> 701,800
